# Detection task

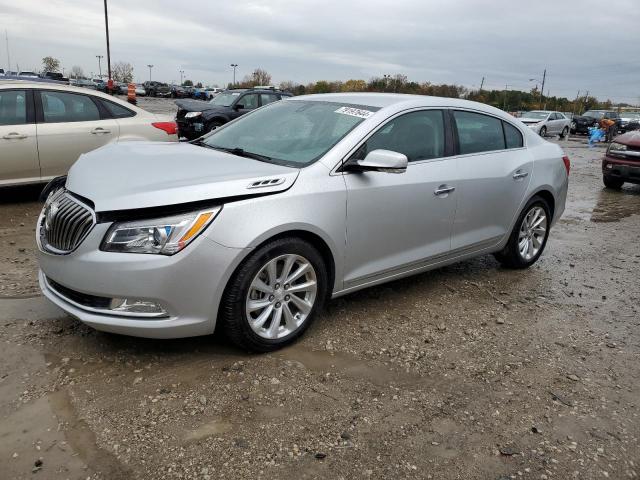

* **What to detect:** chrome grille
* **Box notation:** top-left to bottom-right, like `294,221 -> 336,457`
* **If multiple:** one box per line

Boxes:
38,189 -> 95,254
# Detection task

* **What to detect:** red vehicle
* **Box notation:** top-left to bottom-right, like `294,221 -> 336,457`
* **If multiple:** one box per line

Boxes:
602,131 -> 640,189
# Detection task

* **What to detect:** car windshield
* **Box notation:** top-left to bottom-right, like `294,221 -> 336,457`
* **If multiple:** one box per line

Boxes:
622,113 -> 640,120
201,100 -> 379,167
583,111 -> 604,119
209,92 -> 240,107
521,111 -> 549,119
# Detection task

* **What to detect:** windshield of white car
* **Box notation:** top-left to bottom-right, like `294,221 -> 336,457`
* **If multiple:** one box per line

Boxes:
201,100 -> 379,167
209,92 -> 239,107
521,111 -> 549,119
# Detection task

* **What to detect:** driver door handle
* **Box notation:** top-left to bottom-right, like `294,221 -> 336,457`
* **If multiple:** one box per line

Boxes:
513,170 -> 529,180
3,132 -> 28,140
90,127 -> 111,134
434,185 -> 455,196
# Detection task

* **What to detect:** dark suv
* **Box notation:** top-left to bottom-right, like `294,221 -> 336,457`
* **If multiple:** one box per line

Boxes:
570,110 -> 620,135
175,87 -> 292,140
144,81 -> 171,97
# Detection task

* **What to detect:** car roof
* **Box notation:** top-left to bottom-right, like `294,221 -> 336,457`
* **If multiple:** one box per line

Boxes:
289,92 -> 516,119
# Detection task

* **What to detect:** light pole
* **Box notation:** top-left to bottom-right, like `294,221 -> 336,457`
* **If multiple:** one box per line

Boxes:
230,63 -> 238,86
383,74 -> 391,92
96,55 -> 103,78
502,84 -> 511,111
179,69 -> 184,85
147,64 -> 153,81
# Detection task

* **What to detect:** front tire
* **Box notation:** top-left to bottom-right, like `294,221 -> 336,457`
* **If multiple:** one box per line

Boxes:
494,196 -> 551,269
539,126 -> 547,137
603,176 -> 624,189
207,119 -> 224,133
219,238 -> 328,352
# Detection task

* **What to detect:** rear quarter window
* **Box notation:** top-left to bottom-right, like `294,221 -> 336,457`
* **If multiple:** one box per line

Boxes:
503,122 -> 523,149
100,99 -> 136,118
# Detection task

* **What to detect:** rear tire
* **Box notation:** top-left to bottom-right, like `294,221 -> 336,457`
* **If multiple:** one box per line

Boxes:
603,176 -> 624,189
219,237 -> 328,352
559,126 -> 569,138
494,196 -> 551,269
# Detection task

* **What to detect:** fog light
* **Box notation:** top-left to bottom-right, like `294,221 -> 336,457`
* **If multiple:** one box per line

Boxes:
109,298 -> 167,316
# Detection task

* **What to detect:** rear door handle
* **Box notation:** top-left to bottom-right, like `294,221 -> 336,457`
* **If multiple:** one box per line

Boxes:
90,127 -> 111,134
434,185 -> 455,196
2,132 -> 27,140
513,170 -> 529,180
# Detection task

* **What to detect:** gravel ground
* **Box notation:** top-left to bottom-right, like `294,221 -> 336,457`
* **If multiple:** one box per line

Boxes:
0,101 -> 638,479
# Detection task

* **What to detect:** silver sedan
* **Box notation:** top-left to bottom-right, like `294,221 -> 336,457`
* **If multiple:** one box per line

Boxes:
519,110 -> 571,138
36,93 -> 569,351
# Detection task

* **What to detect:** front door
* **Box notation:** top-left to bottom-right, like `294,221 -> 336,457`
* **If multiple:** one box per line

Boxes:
35,90 -> 119,179
231,93 -> 259,120
450,110 -> 531,251
0,89 -> 40,185
344,109 -> 457,286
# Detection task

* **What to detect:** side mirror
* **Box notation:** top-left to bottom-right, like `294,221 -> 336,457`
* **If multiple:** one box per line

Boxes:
234,104 -> 244,110
346,149 -> 408,174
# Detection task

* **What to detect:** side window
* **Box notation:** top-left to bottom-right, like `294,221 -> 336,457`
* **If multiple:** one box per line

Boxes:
556,113 -> 565,120
41,91 -> 100,123
0,89 -> 27,126
352,110 -> 445,162
238,94 -> 258,110
260,93 -> 279,106
503,122 -> 523,149
453,110 -> 505,154
100,99 -> 135,118
549,113 -> 558,120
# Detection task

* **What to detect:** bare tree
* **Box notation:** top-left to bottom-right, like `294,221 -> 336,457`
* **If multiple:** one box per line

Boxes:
42,56 -> 60,73
241,68 -> 272,87
112,62 -> 134,83
70,65 -> 84,79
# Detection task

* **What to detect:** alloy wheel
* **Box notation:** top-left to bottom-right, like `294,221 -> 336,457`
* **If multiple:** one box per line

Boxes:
245,254 -> 318,339
518,206 -> 547,261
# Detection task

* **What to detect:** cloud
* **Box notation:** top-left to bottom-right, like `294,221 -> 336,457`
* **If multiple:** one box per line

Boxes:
1,0 -> 638,102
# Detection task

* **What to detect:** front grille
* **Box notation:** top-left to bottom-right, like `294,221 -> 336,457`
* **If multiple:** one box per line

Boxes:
39,189 -> 95,254
47,277 -> 111,309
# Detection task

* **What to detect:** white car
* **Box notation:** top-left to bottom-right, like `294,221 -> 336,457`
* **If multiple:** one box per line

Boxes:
0,81 -> 178,187
519,111 -> 570,138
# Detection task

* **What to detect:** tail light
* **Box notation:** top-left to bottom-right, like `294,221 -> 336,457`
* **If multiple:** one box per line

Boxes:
562,155 -> 570,175
152,122 -> 177,135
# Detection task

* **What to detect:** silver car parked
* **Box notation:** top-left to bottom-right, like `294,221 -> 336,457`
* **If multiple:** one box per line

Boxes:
519,110 -> 571,138
37,94 -> 569,351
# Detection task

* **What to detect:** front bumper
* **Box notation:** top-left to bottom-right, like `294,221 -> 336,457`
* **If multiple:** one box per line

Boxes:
176,120 -> 204,140
37,223 -> 247,338
602,156 -> 640,185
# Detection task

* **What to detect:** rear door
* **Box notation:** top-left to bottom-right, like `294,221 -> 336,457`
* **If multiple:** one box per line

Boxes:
0,89 -> 40,185
35,90 -> 119,179
450,110 -> 531,251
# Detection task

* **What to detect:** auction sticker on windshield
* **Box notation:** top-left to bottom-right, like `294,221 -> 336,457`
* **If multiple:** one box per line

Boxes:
335,106 -> 374,119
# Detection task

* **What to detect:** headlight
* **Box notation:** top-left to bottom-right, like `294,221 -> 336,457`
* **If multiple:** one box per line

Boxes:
608,142 -> 627,152
101,207 -> 221,255
185,111 -> 202,119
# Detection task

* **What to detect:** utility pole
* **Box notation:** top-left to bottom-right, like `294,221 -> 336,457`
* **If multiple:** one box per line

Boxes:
539,68 -> 546,109
96,55 -> 103,78
179,69 -> 184,85
502,84 -> 510,111
479,76 -> 485,92
103,0 -> 112,90
230,63 -> 238,86
147,65 -> 153,81
4,30 -> 10,73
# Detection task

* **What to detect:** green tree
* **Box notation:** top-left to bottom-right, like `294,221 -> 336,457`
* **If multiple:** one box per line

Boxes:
182,79 -> 193,87
42,56 -> 60,73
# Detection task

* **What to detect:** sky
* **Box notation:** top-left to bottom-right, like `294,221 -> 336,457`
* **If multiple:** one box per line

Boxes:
1,0 -> 639,103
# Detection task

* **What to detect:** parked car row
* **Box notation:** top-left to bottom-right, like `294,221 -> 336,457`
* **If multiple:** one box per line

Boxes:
175,86 -> 292,139
0,81 -> 177,187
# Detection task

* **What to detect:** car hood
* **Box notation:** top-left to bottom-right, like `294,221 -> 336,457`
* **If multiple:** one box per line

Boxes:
65,142 -> 300,213
175,99 -> 219,112
519,117 -> 545,123
573,115 -> 599,122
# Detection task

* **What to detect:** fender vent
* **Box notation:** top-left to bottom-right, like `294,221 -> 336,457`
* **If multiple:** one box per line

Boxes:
247,178 -> 285,189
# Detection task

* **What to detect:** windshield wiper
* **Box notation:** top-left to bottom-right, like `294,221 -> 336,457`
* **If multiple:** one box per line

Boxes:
210,146 -> 272,162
